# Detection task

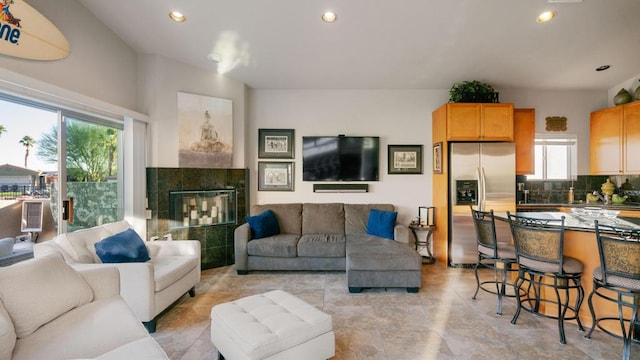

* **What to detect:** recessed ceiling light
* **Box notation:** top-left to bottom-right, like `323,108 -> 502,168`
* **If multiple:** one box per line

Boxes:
322,11 -> 337,23
536,11 -> 555,23
595,65 -> 610,72
169,11 -> 186,22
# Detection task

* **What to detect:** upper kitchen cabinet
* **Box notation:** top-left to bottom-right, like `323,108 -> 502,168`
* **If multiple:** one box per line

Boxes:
443,103 -> 514,141
590,101 -> 640,175
514,108 -> 535,175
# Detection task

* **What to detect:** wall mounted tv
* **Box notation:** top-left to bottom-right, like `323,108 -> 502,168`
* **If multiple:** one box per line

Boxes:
302,136 -> 380,181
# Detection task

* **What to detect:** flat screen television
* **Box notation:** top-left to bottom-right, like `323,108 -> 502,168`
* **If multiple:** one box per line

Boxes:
302,136 -> 379,181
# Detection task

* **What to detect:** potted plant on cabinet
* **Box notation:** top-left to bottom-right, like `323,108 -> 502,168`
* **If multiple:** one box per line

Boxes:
449,80 -> 498,103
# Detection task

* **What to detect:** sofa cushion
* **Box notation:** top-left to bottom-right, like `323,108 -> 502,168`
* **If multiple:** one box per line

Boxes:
0,254 -> 94,338
345,204 -> 394,235
0,237 -> 14,257
247,210 -> 281,239
298,234 -> 346,257
253,203 -> 302,235
96,336 -> 169,360
347,235 -> 421,271
302,203 -> 345,235
0,301 -> 16,360
247,234 -> 299,257
366,209 -> 398,240
151,256 -> 199,292
95,228 -> 151,263
11,297 -> 152,360
63,225 -> 113,263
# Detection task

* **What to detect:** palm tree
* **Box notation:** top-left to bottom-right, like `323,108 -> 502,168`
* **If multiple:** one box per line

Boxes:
19,135 -> 36,168
0,124 -> 6,138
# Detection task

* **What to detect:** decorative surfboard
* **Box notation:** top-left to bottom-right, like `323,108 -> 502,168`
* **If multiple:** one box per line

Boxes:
0,0 -> 70,60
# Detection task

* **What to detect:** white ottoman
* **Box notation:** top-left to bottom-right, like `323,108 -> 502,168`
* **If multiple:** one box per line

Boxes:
210,290 -> 335,360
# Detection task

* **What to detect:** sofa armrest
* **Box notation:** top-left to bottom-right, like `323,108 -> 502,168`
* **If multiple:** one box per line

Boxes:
109,262 -> 156,321
234,223 -> 251,273
77,265 -> 120,300
394,224 -> 413,247
70,262 -> 154,321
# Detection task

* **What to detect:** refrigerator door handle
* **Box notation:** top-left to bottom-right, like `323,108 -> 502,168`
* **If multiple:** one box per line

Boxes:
475,167 -> 483,210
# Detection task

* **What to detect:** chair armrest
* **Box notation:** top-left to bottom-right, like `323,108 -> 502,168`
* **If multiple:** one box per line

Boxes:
234,223 -> 251,272
76,265 -> 120,300
145,240 -> 200,258
394,224 -> 412,246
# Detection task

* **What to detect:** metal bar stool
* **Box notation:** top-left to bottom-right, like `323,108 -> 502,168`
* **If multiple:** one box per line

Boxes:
471,208 -> 517,315
507,212 -> 585,344
584,221 -> 640,360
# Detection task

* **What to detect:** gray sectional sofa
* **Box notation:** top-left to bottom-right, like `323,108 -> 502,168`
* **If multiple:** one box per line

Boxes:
234,203 -> 422,293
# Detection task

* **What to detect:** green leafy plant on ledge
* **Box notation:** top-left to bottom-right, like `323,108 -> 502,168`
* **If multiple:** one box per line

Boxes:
449,80 -> 498,103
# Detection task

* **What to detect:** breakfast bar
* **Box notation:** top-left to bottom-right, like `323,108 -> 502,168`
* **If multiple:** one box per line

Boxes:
494,210 -> 640,338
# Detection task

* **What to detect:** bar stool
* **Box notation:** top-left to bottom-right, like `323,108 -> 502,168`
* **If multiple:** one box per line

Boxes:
471,208 -> 517,315
507,212 -> 585,344
584,221 -> 640,360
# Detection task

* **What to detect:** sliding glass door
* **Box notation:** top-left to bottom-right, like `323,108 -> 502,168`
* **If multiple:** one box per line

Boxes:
0,94 -> 124,236
58,114 -> 123,232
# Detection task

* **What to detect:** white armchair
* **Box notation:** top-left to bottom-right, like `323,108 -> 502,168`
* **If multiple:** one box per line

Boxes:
33,220 -> 201,332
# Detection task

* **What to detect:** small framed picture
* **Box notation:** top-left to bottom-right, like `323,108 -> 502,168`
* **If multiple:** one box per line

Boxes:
258,162 -> 295,191
258,129 -> 295,159
388,145 -> 423,174
433,142 -> 443,174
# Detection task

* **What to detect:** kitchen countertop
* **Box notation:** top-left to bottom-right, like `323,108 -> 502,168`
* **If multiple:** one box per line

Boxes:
517,202 -> 640,211
494,211 -> 640,232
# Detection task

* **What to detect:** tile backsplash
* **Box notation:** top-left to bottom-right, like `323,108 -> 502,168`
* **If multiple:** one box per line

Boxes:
517,174 -> 640,205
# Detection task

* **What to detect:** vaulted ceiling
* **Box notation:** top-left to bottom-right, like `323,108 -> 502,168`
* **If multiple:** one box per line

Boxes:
79,0 -> 640,91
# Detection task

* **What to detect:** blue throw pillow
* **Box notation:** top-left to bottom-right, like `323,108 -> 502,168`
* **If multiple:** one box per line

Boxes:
95,228 -> 150,263
367,209 -> 398,240
246,210 -> 280,239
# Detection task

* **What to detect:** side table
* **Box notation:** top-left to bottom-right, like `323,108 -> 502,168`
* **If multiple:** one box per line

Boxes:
409,223 -> 435,264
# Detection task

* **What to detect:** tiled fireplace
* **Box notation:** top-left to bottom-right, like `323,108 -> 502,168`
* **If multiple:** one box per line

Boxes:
146,167 -> 249,269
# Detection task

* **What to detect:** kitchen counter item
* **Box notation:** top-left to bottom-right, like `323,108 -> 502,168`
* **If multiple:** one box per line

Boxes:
611,194 -> 628,204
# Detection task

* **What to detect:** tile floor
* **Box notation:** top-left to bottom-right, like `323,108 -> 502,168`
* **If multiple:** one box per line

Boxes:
151,263 -> 639,359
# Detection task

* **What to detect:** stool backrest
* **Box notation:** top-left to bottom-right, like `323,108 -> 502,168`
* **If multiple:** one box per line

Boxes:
594,221 -> 640,283
471,208 -> 498,258
507,212 -> 566,274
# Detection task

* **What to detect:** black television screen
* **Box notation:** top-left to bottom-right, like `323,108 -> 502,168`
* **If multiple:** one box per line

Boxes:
302,136 -> 379,181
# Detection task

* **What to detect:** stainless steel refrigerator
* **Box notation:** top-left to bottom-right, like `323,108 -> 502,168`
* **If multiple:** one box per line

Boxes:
449,142 -> 516,265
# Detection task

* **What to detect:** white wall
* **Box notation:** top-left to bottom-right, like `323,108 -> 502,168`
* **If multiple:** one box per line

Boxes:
137,55 -> 247,168
500,89 -> 607,175
248,89 -> 446,224
248,89 -> 607,224
0,0 -> 138,111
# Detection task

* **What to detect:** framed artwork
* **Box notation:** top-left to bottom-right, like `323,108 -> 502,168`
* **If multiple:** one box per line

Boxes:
433,142 -> 443,174
178,92 -> 233,168
388,145 -> 423,174
258,162 -> 295,191
258,129 -> 295,159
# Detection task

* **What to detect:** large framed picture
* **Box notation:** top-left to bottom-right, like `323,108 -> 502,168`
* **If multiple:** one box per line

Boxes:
388,145 -> 423,174
258,162 -> 295,191
258,129 -> 295,159
433,142 -> 443,174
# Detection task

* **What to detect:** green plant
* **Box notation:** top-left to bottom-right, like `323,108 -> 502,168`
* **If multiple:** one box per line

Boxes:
449,80 -> 496,103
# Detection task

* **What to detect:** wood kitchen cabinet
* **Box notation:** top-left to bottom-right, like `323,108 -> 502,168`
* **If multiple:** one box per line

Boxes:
514,108 -> 535,175
443,103 -> 514,141
590,101 -> 640,174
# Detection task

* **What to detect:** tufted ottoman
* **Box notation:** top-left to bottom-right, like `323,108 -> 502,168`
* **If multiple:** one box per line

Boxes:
210,290 -> 335,360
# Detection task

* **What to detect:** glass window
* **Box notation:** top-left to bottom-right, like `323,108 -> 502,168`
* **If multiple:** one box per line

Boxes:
528,135 -> 577,180
0,94 -> 124,235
